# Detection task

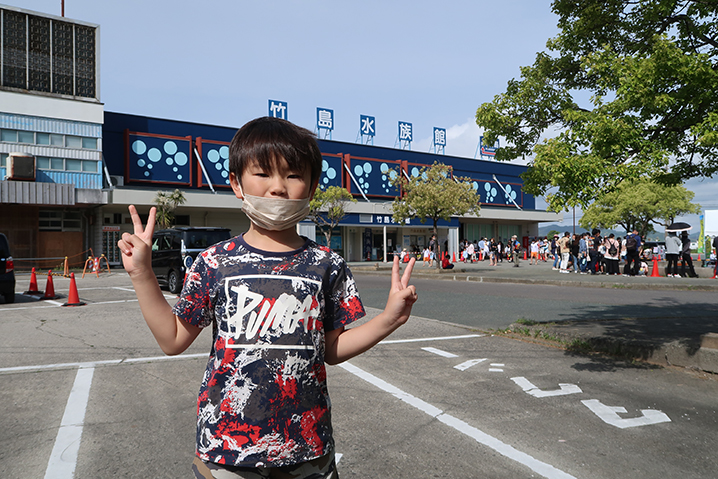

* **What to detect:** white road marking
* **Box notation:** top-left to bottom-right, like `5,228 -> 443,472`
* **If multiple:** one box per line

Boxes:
44,366 -> 94,479
380,334 -> 484,344
489,368 -> 504,372
582,399 -> 671,429
422,347 -> 459,358
454,358 -> 487,371
0,352 -> 208,375
511,377 -> 582,398
339,362 -> 577,479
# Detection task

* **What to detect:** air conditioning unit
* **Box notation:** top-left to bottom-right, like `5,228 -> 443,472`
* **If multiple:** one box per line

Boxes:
109,175 -> 124,186
7,152 -> 36,181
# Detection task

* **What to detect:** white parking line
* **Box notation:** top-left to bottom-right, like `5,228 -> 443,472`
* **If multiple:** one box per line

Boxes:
380,334 -> 484,344
339,362 -> 577,479
44,366 -> 94,479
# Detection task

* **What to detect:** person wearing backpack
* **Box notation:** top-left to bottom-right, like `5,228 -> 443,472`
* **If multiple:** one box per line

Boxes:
603,233 -> 621,275
624,230 -> 642,276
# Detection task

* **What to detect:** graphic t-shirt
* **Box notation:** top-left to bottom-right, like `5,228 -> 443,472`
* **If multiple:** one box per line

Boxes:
173,235 -> 365,467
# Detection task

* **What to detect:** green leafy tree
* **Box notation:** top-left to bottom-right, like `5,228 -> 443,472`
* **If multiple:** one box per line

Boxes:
308,186 -> 357,251
390,162 -> 481,268
579,179 -> 701,238
476,0 -> 718,211
154,189 -> 186,229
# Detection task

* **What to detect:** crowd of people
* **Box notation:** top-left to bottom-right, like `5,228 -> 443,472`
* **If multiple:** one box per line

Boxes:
437,229 -> 705,278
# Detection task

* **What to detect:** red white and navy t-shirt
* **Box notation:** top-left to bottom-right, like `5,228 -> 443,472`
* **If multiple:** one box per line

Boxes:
172,235 -> 365,467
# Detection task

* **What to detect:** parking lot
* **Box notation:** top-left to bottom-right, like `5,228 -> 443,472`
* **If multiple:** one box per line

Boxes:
1,272 -> 717,478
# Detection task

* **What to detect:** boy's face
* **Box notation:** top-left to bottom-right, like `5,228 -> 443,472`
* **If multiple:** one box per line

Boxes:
230,156 -> 317,201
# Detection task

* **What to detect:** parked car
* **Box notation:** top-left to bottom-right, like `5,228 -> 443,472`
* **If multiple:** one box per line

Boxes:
0,233 -> 15,303
151,227 -> 231,294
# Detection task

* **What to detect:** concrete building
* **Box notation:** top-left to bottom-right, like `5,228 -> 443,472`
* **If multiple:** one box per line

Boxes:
1,4 -> 560,269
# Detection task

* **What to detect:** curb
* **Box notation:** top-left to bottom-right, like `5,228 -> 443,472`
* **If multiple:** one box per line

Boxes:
502,322 -> 718,375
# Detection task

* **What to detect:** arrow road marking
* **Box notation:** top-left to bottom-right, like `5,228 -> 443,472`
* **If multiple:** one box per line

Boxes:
511,377 -> 582,398
581,399 -> 671,429
422,347 -> 459,358
454,358 -> 487,371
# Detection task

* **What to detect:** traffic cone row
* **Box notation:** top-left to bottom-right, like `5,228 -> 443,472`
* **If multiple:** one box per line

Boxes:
42,270 -> 57,300
24,267 -> 43,295
62,273 -> 85,307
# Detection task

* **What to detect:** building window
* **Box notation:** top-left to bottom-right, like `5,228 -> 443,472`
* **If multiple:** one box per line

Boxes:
39,210 -> 81,231
0,153 -> 7,167
1,7 -> 98,99
35,156 -> 98,172
0,129 -> 99,150
39,211 -> 62,231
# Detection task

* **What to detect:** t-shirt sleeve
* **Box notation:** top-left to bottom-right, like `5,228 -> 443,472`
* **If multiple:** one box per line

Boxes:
324,259 -> 365,331
172,251 -> 216,328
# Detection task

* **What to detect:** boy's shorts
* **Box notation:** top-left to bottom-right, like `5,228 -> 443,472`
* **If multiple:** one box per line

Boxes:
192,451 -> 338,479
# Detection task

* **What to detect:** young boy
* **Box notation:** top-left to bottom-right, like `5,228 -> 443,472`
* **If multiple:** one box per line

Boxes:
118,117 -> 418,478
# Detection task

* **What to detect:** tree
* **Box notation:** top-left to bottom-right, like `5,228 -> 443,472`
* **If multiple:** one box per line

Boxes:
153,189 -> 186,229
578,179 -> 701,238
308,186 -> 357,251
390,162 -> 481,268
476,0 -> 718,211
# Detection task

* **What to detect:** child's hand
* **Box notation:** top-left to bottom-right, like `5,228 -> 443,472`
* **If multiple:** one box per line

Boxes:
118,205 -> 156,277
384,255 -> 418,327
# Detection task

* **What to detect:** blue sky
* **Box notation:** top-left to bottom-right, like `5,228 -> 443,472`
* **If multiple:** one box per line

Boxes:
19,0 -> 718,228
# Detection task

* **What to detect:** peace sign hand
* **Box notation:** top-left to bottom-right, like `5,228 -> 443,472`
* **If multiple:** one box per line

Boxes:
384,255 -> 418,327
118,205 -> 157,277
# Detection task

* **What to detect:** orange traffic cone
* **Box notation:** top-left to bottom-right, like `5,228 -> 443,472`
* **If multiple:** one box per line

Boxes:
42,270 -> 57,300
24,267 -> 43,295
452,252 -> 457,263
62,273 -> 85,307
523,250 -> 527,260
650,257 -> 661,277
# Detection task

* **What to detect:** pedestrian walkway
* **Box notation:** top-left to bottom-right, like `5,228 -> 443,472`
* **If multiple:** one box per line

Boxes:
349,257 -> 718,375
349,257 -> 718,292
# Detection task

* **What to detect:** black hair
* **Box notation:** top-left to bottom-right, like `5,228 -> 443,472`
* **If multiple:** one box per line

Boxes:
229,117 -> 322,186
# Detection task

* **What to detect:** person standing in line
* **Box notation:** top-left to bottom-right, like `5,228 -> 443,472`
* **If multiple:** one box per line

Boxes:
530,238 -> 539,265
603,233 -> 621,275
569,233 -> 580,273
713,235 -> 718,278
551,235 -> 560,270
665,231 -> 682,277
489,238 -> 498,266
680,231 -> 698,278
588,228 -> 603,275
511,235 -> 521,267
578,232 -> 589,274
623,229 -> 642,276
558,232 -> 571,273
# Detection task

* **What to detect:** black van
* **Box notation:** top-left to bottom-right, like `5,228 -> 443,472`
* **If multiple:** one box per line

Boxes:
0,233 -> 15,303
151,227 -> 231,294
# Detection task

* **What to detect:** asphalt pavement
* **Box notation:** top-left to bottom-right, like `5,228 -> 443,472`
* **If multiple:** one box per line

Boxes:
348,256 -> 718,375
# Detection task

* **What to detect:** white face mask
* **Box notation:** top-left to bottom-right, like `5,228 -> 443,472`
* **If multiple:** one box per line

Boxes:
238,184 -> 311,231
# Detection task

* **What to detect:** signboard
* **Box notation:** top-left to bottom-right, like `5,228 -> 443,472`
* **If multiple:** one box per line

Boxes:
268,99 -> 288,119
433,127 -> 446,147
480,135 -> 499,157
360,115 -> 376,137
398,121 -> 413,142
317,108 -> 334,131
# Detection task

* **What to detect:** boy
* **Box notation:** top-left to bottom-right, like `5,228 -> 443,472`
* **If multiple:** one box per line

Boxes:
118,117 -> 418,478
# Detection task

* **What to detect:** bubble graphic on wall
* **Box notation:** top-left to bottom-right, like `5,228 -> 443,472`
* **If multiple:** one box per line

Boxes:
205,145 -> 231,185
504,184 -> 518,204
321,159 -> 339,186
131,138 -> 189,182
484,182 -> 498,202
132,140 -> 147,155
164,141 -> 178,155
411,167 -> 420,177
